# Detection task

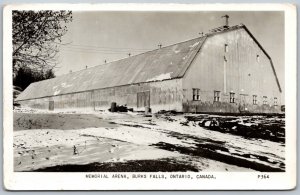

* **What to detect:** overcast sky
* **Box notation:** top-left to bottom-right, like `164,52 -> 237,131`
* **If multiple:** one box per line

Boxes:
57,11 -> 284,95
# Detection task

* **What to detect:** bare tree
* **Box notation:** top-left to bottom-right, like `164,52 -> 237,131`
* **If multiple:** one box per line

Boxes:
12,10 -> 72,74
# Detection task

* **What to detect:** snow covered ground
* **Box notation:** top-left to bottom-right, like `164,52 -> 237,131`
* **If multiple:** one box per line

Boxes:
13,107 -> 285,172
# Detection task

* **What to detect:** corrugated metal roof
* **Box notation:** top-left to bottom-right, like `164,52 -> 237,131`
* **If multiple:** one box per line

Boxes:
16,36 -> 206,101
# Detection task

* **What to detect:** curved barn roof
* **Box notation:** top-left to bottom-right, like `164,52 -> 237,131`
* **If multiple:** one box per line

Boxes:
16,24 -> 281,101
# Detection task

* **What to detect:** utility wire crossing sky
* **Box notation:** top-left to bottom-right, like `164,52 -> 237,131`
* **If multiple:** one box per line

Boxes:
56,11 -> 284,98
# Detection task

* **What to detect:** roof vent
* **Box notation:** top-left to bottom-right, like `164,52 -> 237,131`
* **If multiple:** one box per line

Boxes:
221,15 -> 229,28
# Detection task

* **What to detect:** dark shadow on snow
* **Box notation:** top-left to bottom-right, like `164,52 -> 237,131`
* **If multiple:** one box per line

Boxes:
32,158 -> 198,172
151,142 -> 284,172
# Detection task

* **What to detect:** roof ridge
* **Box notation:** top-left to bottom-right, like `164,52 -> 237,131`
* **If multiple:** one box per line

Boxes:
54,24 -> 245,78
54,36 -> 205,77
30,35 -> 206,86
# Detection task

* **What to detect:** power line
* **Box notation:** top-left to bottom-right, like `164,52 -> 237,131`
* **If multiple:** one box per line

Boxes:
60,47 -> 193,55
61,47 -> 142,53
62,43 -> 153,51
60,48 -> 141,54
59,41 -> 200,55
60,46 -> 153,54
63,46 -> 151,52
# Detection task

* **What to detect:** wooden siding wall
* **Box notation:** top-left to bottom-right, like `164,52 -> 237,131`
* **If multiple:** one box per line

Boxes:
182,28 -> 281,113
18,79 -> 183,113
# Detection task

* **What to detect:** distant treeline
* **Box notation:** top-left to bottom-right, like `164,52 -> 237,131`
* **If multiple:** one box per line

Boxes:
14,67 -> 55,91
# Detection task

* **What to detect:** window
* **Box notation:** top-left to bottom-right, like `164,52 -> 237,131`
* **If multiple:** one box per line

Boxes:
225,44 -> 228,52
274,97 -> 278,106
230,92 -> 235,103
193,88 -> 200,101
214,91 -> 220,102
256,54 -> 260,63
253,95 -> 257,105
263,96 -> 267,105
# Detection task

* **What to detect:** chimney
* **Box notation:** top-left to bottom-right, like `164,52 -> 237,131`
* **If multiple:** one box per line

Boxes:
221,15 -> 229,28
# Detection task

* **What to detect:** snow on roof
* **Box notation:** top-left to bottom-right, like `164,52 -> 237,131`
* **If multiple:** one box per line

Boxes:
17,36 -> 206,101
18,24 -> 271,101
146,72 -> 173,82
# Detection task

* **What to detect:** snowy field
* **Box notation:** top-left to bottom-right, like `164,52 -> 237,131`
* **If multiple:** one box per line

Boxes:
13,107 -> 285,172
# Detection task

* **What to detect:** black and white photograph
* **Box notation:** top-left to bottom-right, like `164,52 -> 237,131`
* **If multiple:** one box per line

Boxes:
3,3 -> 297,190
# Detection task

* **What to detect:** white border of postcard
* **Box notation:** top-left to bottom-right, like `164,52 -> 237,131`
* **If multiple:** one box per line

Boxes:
3,3 -> 297,190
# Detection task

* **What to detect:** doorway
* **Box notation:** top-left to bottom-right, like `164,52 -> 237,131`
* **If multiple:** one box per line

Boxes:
137,91 -> 150,108
49,100 -> 54,111
239,94 -> 247,112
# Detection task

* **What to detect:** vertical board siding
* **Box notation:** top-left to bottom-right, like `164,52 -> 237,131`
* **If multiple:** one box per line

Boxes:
18,79 -> 183,113
182,28 -> 281,113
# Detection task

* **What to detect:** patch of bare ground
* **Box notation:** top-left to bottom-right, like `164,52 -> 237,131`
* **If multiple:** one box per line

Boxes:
160,130 -> 285,171
151,142 -> 284,172
14,112 -> 117,130
184,114 -> 285,143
